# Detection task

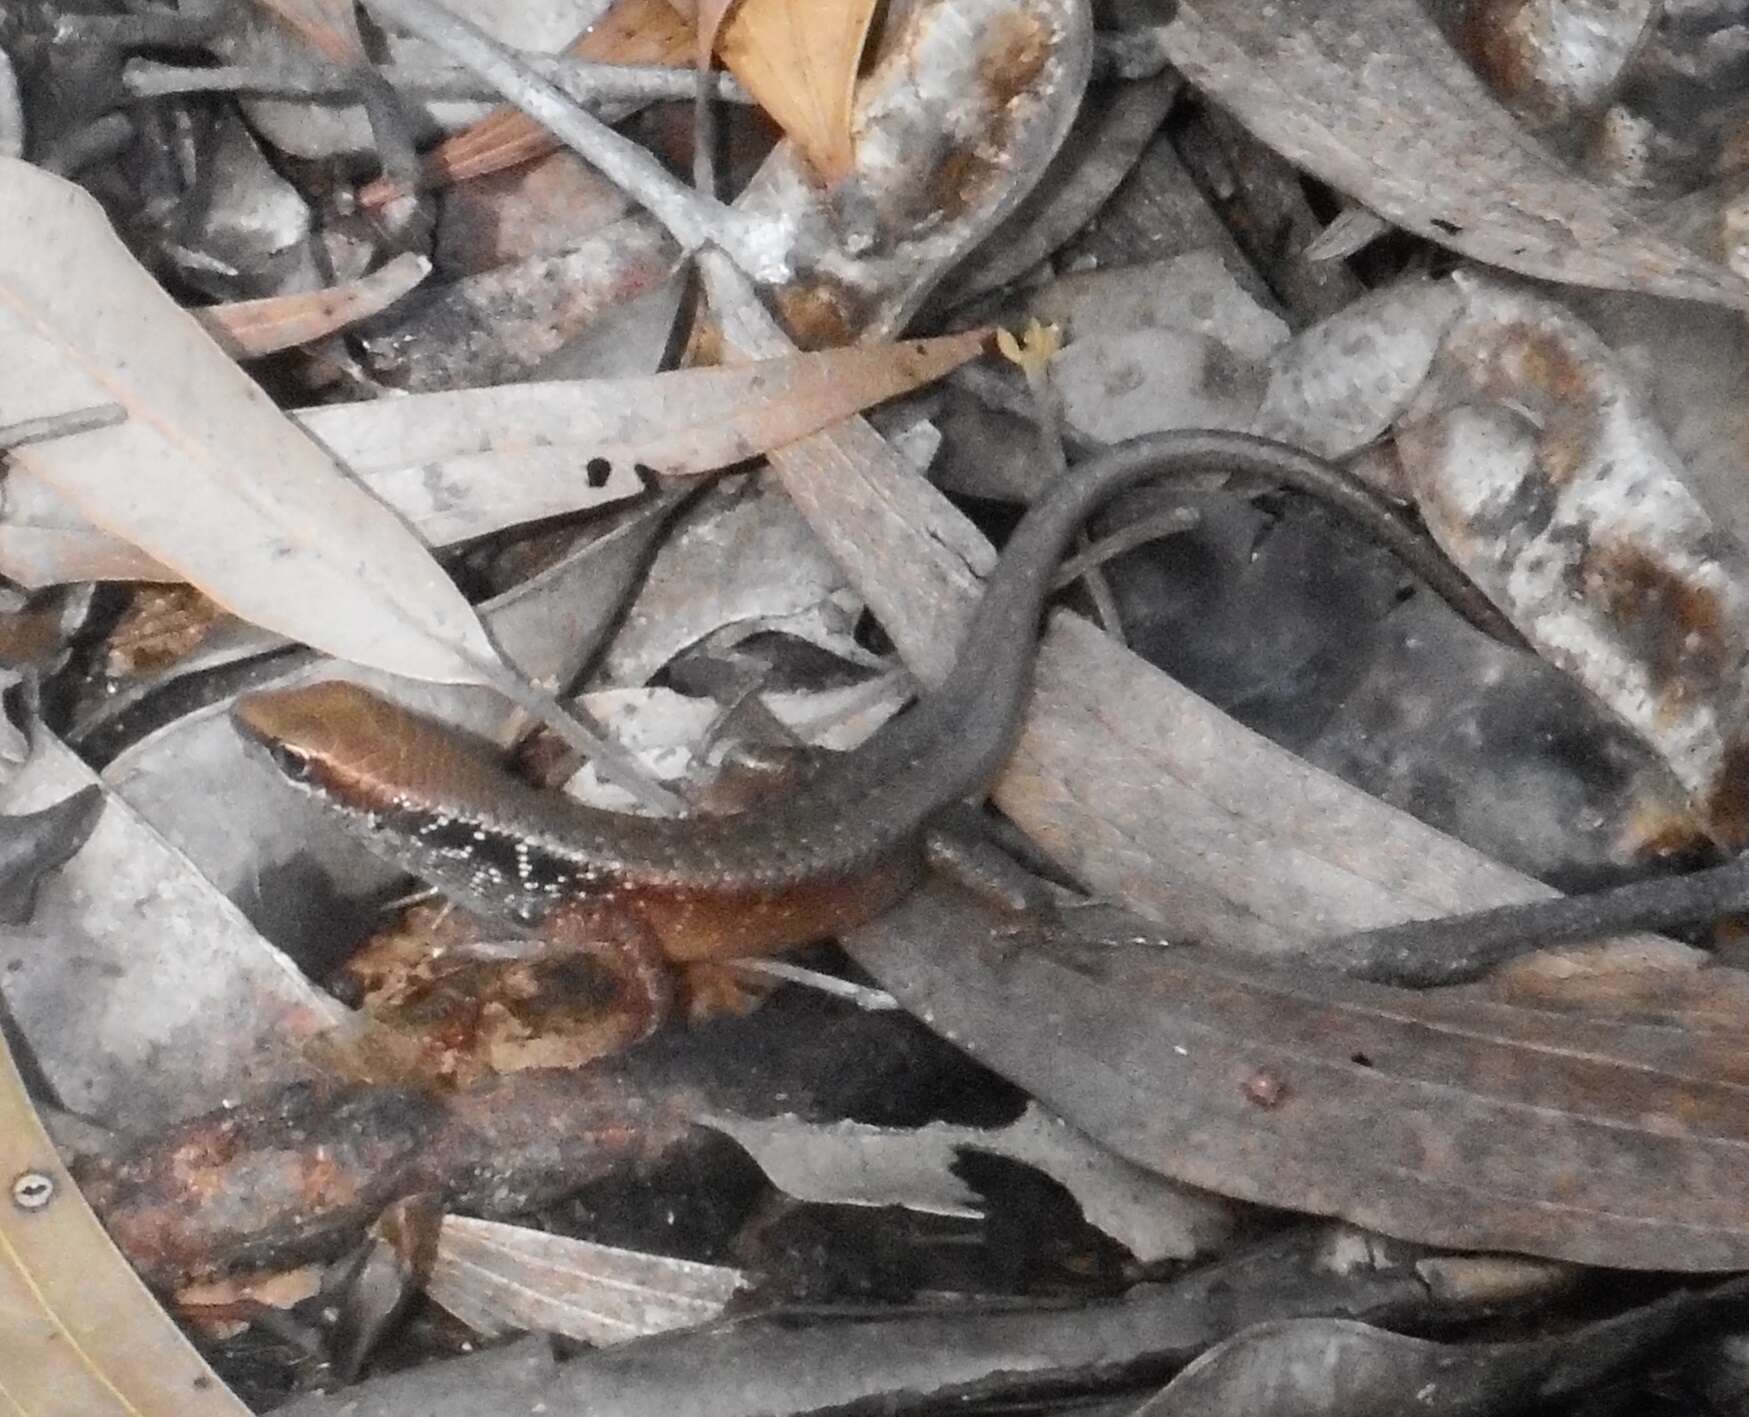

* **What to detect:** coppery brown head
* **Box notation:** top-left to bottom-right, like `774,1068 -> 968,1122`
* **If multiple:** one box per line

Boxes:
232,681 -> 489,811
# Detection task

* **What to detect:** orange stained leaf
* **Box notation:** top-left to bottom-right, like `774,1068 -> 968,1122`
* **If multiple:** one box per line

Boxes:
703,0 -> 880,184
192,252 -> 430,360
358,0 -> 695,208
248,0 -> 368,65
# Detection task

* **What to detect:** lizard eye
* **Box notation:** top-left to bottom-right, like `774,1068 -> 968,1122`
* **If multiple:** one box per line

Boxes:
269,742 -> 316,783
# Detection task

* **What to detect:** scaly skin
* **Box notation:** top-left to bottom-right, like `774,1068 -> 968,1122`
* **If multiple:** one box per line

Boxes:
234,430 -> 1505,1032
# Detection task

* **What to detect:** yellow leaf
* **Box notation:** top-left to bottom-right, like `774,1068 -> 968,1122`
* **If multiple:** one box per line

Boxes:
712,0 -> 880,183
996,318 -> 1062,387
0,1018 -> 251,1414
358,0 -> 696,207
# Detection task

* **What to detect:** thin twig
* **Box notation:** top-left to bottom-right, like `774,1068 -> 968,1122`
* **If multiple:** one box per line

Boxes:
1051,506 -> 1200,589
360,0 -> 794,283
52,8 -> 221,46
1016,341 -> 1126,637
692,60 -> 721,199
728,958 -> 900,1010
467,657 -> 685,815
0,404 -> 127,452
121,56 -> 751,105
353,66 -> 423,192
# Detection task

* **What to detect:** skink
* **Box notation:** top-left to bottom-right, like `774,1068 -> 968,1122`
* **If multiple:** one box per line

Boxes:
234,430 -> 1512,1038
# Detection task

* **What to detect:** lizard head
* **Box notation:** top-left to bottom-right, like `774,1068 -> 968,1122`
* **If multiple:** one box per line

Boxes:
232,681 -> 507,817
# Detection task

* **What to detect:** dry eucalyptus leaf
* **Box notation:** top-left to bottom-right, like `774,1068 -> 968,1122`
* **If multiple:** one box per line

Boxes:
0,734 -> 347,1126
1251,274 -> 1465,460
1028,250 -> 1288,362
851,883 -> 1749,1272
1449,0 -> 1658,137
1483,940 -> 1749,1031
0,1031 -> 253,1414
690,0 -> 880,183
1397,273 -> 1749,846
1132,1292 -> 1743,1417
3,329 -> 988,579
0,159 -> 502,685
191,251 -> 432,359
249,0 -> 370,66
0,529 -> 171,589
732,0 -> 1093,341
359,0 -> 694,206
594,478 -> 869,688
705,1102 -> 1238,1263
429,1216 -> 747,1344
179,1266 -> 323,1323
1056,326 -> 1270,441
1156,0 -> 1749,310
1571,291 -> 1749,554
1304,204 -> 1392,262
310,329 -> 985,540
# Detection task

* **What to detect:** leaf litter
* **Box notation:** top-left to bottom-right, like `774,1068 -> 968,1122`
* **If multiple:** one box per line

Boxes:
7,0 -> 1749,1412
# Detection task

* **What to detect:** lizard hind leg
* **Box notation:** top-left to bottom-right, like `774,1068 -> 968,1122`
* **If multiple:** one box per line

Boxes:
537,901 -> 678,1047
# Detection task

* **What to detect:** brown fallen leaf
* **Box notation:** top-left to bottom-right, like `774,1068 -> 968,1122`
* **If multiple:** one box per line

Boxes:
849,882 -> 1749,1272
0,158 -> 500,685
357,0 -> 694,207
291,326 -> 989,497
177,1265 -> 324,1339
1155,0 -> 1749,310
0,1008 -> 252,1413
191,251 -> 431,359
2,329 -> 989,583
685,0 -> 880,183
1484,938 -> 1749,1032
248,0 -> 368,66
